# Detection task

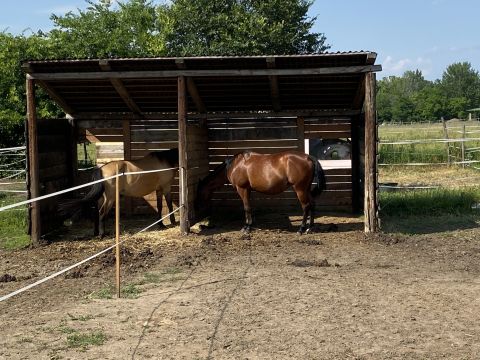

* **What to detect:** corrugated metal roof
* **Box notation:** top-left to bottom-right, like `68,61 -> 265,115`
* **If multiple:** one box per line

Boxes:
23,53 -> 380,116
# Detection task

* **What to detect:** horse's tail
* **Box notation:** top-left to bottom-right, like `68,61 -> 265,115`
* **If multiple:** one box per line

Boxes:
309,155 -> 326,197
58,168 -> 104,219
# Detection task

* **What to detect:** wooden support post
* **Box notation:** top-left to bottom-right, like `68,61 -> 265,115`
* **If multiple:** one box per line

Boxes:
296,117 -> 305,152
122,119 -> 133,214
461,124 -> 466,168
442,118 -> 450,165
26,78 -> 41,245
364,72 -> 379,232
178,76 -> 190,234
115,164 -> 121,298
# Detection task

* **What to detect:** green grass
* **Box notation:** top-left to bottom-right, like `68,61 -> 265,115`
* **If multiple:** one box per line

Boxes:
88,283 -> 142,299
77,142 -> 96,168
0,193 -> 30,249
66,330 -> 107,349
379,121 -> 480,164
380,187 -> 480,217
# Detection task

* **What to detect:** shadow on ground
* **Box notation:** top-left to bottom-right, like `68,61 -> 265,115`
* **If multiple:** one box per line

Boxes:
380,214 -> 480,235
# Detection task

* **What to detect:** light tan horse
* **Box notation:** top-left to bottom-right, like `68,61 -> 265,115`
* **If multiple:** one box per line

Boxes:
60,148 -> 178,237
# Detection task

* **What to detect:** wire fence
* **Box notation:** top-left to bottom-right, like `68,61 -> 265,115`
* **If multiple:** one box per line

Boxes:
378,120 -> 480,168
0,146 -> 26,183
0,166 -> 184,303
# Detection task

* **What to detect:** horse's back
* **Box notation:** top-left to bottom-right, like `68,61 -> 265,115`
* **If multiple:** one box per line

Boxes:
100,154 -> 176,197
233,150 -> 312,193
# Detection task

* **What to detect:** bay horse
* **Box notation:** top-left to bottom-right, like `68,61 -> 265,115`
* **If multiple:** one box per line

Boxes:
196,150 -> 326,234
59,148 -> 179,237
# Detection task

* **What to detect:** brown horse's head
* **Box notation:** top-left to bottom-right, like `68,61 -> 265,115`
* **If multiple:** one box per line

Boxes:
195,161 -> 229,213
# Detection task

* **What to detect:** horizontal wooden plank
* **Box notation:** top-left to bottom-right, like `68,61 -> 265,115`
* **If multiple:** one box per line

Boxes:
208,139 -> 299,149
305,131 -> 351,139
304,124 -> 351,132
131,130 -> 178,142
86,128 -> 122,136
208,127 -> 298,141
87,135 -> 124,142
130,142 -> 178,151
208,147 -> 298,156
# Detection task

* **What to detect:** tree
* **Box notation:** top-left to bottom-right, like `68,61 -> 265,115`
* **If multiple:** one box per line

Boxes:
0,32 -> 61,147
377,72 -> 431,122
440,62 -> 480,118
163,0 -> 329,56
48,0 -> 167,58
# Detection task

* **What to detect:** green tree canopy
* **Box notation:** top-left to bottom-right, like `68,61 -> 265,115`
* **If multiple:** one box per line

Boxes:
164,0 -> 329,56
48,0 -> 166,58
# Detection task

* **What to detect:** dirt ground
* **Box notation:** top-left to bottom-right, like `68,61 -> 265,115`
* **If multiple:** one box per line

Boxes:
1,213 -> 480,360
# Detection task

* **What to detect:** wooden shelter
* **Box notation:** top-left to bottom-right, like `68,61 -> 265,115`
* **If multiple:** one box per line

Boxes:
23,53 -> 381,244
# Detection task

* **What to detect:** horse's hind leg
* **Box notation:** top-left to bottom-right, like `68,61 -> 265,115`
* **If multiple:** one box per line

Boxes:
99,196 -> 114,238
237,187 -> 252,234
294,186 -> 312,234
165,191 -> 176,225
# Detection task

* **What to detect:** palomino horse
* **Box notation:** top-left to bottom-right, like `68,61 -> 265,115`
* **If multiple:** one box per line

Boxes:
196,150 -> 326,234
60,148 -> 179,237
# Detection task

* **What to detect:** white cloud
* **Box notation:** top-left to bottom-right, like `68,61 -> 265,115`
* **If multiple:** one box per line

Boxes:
37,5 -> 79,15
381,55 -> 433,77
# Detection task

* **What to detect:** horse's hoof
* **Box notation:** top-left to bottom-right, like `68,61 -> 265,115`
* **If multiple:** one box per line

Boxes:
305,227 -> 314,234
241,226 -> 251,234
158,223 -> 167,230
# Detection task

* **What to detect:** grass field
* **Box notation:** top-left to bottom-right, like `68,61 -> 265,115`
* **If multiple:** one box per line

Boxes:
0,191 -> 30,249
379,120 -> 480,164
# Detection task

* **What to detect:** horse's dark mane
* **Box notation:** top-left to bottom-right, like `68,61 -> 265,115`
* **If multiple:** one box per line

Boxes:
200,155 -> 236,185
152,148 -> 179,166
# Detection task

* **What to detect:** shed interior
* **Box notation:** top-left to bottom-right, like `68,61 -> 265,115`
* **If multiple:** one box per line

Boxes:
23,53 -> 381,242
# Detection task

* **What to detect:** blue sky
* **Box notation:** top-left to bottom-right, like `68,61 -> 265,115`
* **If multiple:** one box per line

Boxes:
1,0 -> 479,80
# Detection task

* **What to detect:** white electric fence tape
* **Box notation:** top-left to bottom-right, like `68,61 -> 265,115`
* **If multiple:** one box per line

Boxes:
0,207 -> 182,303
0,167 -> 178,213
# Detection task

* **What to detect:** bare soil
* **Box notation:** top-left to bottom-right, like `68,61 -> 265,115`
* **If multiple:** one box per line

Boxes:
1,213 -> 480,360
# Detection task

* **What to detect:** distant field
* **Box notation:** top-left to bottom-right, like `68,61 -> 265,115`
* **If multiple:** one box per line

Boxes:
378,120 -> 480,165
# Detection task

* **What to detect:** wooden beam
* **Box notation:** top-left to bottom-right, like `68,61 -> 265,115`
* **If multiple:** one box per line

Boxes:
26,78 -> 41,245
364,72 -> 379,232
352,75 -> 366,110
72,109 -> 362,120
175,59 -> 206,113
27,64 -> 383,81
266,57 -> 281,112
99,60 -> 143,115
178,76 -> 190,234
36,80 -> 75,115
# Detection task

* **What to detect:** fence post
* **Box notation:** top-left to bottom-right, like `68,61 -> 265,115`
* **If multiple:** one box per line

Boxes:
115,165 -> 121,298
442,118 -> 450,165
461,124 -> 466,168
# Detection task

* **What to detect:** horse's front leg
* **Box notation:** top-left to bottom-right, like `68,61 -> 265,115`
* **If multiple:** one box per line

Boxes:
156,190 -> 167,229
236,187 -> 252,234
165,191 -> 176,225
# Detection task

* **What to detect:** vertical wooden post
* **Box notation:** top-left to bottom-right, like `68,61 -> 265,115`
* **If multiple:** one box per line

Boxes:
26,78 -> 41,245
178,76 -> 190,234
115,164 -> 121,298
296,116 -> 305,152
442,118 -> 450,165
364,72 -> 379,232
461,124 -> 466,168
122,119 -> 133,214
